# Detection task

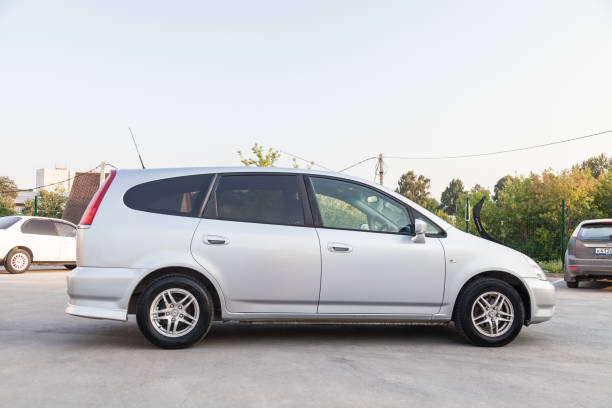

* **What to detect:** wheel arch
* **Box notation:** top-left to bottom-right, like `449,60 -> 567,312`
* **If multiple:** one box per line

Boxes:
452,271 -> 532,324
128,266 -> 223,320
5,246 -> 33,261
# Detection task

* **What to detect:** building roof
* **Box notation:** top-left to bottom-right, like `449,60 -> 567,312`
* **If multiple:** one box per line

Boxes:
61,173 -> 102,225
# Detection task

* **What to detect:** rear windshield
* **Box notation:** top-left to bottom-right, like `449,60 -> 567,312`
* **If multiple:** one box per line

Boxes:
579,224 -> 612,240
0,216 -> 20,229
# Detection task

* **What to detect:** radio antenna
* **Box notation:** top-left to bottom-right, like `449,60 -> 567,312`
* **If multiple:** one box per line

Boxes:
128,127 -> 146,169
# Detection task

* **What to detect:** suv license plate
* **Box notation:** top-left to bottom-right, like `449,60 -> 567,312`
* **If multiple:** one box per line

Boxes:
595,248 -> 612,255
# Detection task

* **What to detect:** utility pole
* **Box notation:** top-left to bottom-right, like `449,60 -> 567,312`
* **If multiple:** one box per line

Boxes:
99,161 -> 106,186
377,153 -> 384,185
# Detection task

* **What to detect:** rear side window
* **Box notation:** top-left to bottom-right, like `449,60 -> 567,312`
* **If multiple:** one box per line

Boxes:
0,216 -> 20,229
579,224 -> 612,240
124,174 -> 214,217
54,222 -> 76,237
21,219 -> 57,236
206,174 -> 305,226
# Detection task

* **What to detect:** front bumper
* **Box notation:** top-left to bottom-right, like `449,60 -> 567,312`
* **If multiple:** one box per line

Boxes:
523,278 -> 556,324
65,266 -> 147,321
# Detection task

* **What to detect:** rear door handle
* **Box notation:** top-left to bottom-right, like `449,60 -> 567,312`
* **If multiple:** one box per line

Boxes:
203,235 -> 229,245
328,242 -> 352,253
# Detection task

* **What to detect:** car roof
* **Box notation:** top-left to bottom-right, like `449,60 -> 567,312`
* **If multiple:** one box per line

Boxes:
579,219 -> 612,226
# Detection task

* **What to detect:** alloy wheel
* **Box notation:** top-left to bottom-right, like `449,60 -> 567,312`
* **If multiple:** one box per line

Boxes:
470,291 -> 515,337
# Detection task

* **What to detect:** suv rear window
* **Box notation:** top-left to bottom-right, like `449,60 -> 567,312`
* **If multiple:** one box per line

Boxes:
0,216 -> 20,229
579,224 -> 612,240
124,174 -> 214,217
21,219 -> 57,236
206,174 -> 305,226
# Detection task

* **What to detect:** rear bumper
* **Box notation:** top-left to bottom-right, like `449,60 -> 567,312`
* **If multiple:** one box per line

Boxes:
523,278 -> 556,324
65,266 -> 147,321
564,259 -> 612,282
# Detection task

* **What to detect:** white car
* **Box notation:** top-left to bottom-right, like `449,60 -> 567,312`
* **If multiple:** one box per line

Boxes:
0,216 -> 77,274
66,167 -> 555,348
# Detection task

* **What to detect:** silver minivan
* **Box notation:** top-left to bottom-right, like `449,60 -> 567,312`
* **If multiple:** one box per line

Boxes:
66,167 -> 555,348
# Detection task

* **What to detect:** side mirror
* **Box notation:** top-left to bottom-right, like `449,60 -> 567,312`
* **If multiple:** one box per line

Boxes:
412,219 -> 427,243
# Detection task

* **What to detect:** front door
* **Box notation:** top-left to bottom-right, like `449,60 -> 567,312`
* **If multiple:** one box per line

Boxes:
307,176 -> 446,315
190,174 -> 321,314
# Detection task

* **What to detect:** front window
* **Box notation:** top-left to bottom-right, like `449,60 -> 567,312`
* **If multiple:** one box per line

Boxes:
309,177 -> 411,233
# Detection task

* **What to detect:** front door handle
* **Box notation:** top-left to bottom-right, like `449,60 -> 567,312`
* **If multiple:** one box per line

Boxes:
328,242 -> 352,253
203,235 -> 229,245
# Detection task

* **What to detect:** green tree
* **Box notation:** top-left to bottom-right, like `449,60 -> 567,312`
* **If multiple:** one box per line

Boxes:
395,171 -> 431,207
440,178 -> 464,213
238,143 -> 281,167
579,153 -> 612,178
0,176 -> 18,216
23,187 -> 68,218
593,172 -> 612,217
493,175 -> 512,202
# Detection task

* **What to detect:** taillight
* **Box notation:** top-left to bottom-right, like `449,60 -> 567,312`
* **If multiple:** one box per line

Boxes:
79,170 -> 116,226
571,226 -> 580,239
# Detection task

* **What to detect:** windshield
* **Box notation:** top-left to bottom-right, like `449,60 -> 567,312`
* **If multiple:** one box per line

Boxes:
0,216 -> 21,230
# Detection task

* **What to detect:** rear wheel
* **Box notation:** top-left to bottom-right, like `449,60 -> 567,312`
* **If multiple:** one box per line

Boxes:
566,281 -> 578,288
454,278 -> 525,347
136,275 -> 213,349
64,264 -> 77,270
4,249 -> 31,274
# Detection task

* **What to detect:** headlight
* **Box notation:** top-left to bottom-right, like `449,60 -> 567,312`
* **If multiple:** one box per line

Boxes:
524,256 -> 547,280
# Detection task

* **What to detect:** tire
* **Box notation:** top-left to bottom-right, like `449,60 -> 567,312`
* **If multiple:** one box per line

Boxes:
4,249 -> 31,274
454,278 -> 525,347
566,281 -> 578,288
136,275 -> 213,349
64,264 -> 77,270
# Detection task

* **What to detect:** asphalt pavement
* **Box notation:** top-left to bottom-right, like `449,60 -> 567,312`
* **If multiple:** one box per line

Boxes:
1,269 -> 611,407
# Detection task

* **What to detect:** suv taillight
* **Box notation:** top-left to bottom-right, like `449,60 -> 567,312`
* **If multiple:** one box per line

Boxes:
80,170 -> 116,226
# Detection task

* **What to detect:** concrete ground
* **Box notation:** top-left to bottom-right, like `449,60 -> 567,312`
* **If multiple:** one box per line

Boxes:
1,269 -> 611,408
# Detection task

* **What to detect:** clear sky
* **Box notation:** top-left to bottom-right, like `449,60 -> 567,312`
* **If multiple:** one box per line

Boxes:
1,0 -> 611,198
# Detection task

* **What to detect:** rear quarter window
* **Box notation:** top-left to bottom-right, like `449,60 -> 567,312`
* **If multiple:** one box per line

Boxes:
123,174 -> 214,217
579,224 -> 612,240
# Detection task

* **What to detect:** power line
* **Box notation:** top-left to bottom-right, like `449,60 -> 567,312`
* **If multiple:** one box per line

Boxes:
338,156 -> 377,173
386,129 -> 612,160
280,150 -> 334,171
1,165 -> 101,193
338,128 -> 612,172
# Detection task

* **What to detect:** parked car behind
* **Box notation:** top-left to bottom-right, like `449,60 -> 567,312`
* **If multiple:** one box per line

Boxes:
66,167 -> 555,348
0,216 -> 77,274
565,219 -> 612,288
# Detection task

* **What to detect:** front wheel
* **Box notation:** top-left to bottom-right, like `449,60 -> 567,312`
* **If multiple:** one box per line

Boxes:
136,275 -> 214,349
4,249 -> 31,274
454,278 -> 525,347
64,264 -> 77,270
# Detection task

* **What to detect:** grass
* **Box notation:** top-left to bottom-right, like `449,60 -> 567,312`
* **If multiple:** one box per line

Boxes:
538,259 -> 563,274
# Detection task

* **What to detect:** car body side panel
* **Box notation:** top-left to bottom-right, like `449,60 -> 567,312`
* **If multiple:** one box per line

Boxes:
435,228 -> 551,320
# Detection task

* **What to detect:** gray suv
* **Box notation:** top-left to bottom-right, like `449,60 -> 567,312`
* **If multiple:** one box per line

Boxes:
565,219 -> 612,288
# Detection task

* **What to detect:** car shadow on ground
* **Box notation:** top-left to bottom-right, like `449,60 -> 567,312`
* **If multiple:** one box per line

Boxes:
57,321 -> 467,349
574,280 -> 612,290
